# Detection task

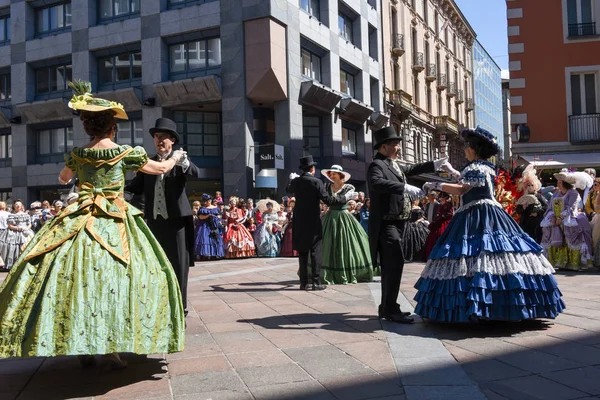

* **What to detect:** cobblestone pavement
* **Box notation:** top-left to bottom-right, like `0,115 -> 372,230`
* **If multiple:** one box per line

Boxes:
0,259 -> 599,400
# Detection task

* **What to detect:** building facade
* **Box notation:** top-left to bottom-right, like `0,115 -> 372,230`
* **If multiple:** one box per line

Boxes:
0,0 -> 385,205
507,0 -> 600,170
502,78 -> 512,164
473,39 -> 503,159
381,0 -> 476,172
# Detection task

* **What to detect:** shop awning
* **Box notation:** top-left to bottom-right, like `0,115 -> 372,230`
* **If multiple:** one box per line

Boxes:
338,97 -> 374,125
154,75 -> 222,107
517,153 -> 600,168
97,87 -> 142,112
300,81 -> 341,114
17,98 -> 72,124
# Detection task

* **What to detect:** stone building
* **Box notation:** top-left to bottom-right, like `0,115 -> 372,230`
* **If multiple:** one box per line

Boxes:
0,0 -> 385,204
381,0 -> 476,173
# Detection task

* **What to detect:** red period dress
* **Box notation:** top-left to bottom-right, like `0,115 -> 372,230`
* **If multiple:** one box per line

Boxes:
224,207 -> 256,258
422,201 -> 454,260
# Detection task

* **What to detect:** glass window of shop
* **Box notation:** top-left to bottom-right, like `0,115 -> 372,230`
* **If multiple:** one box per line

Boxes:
36,126 -> 73,164
341,126 -> 357,157
172,111 -> 221,167
115,118 -> 144,147
98,50 -> 142,89
169,38 -> 221,80
0,130 -> 11,168
168,0 -> 218,10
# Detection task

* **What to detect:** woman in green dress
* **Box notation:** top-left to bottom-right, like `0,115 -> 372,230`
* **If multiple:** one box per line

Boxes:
0,81 -> 185,369
320,165 -> 373,284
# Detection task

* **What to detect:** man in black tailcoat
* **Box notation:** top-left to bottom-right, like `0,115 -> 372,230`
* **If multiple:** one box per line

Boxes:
126,118 -> 200,316
368,126 -> 449,323
286,155 -> 357,291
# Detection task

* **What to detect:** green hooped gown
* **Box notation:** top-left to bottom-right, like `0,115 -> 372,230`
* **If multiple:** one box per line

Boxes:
0,145 -> 185,358
320,184 -> 373,284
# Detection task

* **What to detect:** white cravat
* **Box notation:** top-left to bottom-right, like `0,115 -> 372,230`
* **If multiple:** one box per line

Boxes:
153,155 -> 169,220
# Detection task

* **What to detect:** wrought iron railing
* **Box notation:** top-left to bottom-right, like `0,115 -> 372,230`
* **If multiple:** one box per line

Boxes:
569,114 -> 600,143
568,22 -> 597,37
426,64 -> 436,80
456,89 -> 464,103
466,97 -> 474,111
437,73 -> 447,89
412,52 -> 424,70
447,82 -> 456,96
392,33 -> 405,54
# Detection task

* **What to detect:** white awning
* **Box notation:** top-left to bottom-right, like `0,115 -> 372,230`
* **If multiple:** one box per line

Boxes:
517,153 -> 600,168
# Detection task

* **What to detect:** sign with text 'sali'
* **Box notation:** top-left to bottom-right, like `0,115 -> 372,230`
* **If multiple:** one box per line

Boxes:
259,144 -> 285,169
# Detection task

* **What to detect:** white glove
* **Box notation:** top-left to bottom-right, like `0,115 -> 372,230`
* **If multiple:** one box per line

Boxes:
441,161 -> 461,180
405,184 -> 425,201
433,157 -> 449,171
344,192 -> 359,202
423,182 -> 443,193
176,153 -> 190,172
289,172 -> 300,180
171,149 -> 187,164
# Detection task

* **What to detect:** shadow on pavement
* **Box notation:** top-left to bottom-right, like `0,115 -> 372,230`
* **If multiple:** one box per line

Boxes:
209,280 -> 300,292
241,312 -> 382,333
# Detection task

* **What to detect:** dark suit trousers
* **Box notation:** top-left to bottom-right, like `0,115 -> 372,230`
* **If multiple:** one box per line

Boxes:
379,221 -> 406,315
298,236 -> 323,285
148,216 -> 190,315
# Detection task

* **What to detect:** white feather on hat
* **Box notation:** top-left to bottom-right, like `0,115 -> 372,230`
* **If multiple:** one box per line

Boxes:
554,171 -> 594,190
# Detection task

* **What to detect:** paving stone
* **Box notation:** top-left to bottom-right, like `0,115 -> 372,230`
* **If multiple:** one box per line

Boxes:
175,389 -> 253,400
285,345 -> 375,379
403,385 -> 486,400
227,349 -> 294,369
394,356 -> 474,386
483,375 -> 588,400
212,330 -> 278,353
336,340 -> 397,373
461,358 -> 531,382
93,378 -> 172,399
171,370 -> 246,396
387,336 -> 450,359
504,335 -> 600,366
0,357 -> 44,375
319,374 -> 404,400
204,322 -> 255,333
250,381 -> 336,400
543,366 -> 600,395
258,328 -> 329,349
166,342 -> 222,361
168,355 -> 231,376
497,349 -> 583,374
237,363 -> 312,388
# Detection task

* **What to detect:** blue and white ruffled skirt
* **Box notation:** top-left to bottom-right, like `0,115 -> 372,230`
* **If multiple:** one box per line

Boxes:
413,201 -> 565,322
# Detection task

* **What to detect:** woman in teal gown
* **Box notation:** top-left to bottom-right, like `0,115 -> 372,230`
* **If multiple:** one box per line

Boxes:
0,81 -> 185,368
320,165 -> 373,284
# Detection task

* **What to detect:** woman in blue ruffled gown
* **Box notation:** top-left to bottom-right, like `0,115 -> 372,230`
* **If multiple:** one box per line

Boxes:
194,194 -> 225,260
414,127 -> 565,322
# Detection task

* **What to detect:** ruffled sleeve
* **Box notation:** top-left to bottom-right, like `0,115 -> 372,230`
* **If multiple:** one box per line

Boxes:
64,152 -> 77,171
122,146 -> 149,171
561,190 -> 581,227
459,168 -> 487,187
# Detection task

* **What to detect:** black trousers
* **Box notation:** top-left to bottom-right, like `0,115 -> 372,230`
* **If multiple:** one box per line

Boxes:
148,216 -> 190,314
297,236 -> 323,285
379,221 -> 406,316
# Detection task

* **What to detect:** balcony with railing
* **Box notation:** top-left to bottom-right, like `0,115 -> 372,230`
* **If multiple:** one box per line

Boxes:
466,97 -> 474,111
437,73 -> 447,90
425,64 -> 436,82
568,22 -> 597,37
456,89 -> 464,104
391,33 -> 405,56
569,114 -> 600,143
412,52 -> 424,72
447,82 -> 456,97
434,115 -> 459,135
388,89 -> 413,118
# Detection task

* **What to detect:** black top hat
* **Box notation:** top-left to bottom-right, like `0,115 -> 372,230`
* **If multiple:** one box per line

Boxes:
149,118 -> 181,144
299,155 -> 317,169
373,126 -> 402,149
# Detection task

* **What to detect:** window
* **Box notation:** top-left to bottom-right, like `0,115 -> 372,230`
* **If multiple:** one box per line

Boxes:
0,132 -> 12,167
115,119 -> 144,147
427,83 -> 432,112
370,77 -> 380,110
571,73 -> 597,115
169,38 -> 221,78
302,116 -> 321,160
423,0 -> 428,24
0,73 -> 10,101
340,69 -> 355,97
172,111 -> 221,158
35,63 -> 72,99
338,12 -> 353,43
342,127 -> 357,156
367,0 -> 377,8
169,0 -> 218,9
368,24 -> 378,60
567,0 -> 595,36
434,10 -> 439,34
0,16 -> 10,44
36,2 -> 71,36
98,50 -> 142,88
301,48 -> 321,82
413,73 -> 420,106
300,0 -> 320,20
99,0 -> 139,22
36,127 -> 73,163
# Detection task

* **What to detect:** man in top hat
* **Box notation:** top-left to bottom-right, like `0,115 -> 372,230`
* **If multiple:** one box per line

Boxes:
286,155 -> 358,290
368,126 -> 450,323
126,117 -> 200,316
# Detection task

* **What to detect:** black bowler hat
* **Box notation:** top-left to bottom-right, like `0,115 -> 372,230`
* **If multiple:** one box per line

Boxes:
373,126 -> 402,149
298,155 -> 317,169
150,118 -> 181,144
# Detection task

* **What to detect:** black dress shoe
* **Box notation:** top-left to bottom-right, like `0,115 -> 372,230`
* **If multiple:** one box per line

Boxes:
378,305 -> 411,318
305,284 -> 327,291
382,312 -> 414,324
299,284 -> 307,290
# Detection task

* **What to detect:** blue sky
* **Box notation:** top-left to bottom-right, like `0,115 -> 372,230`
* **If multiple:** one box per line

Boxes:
454,0 -> 508,77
